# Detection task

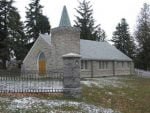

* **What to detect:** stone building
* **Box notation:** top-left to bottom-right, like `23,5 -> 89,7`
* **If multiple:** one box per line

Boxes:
22,6 -> 134,77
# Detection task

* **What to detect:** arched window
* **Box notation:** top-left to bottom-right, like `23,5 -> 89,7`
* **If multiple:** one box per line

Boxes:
38,52 -> 46,75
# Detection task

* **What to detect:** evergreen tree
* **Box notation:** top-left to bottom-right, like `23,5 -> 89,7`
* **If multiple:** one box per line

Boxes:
135,3 -> 150,70
25,0 -> 51,48
37,14 -> 50,34
96,27 -> 106,42
0,0 -> 13,69
74,0 -> 105,41
112,18 -> 135,58
0,0 -> 26,68
8,6 -> 28,62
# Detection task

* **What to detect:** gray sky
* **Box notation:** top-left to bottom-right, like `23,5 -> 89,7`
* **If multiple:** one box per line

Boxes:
14,0 -> 150,40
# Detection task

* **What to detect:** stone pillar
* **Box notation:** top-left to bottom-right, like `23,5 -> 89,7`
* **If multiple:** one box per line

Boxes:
62,53 -> 81,98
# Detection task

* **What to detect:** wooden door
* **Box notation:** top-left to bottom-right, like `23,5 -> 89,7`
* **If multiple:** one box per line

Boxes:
39,60 -> 46,75
39,52 -> 46,75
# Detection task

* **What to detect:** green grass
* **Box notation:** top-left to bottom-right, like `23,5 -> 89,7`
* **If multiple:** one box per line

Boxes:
0,75 -> 150,113
81,76 -> 150,113
54,105 -> 83,112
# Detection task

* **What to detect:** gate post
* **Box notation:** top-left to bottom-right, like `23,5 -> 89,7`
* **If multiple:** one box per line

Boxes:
62,53 -> 81,98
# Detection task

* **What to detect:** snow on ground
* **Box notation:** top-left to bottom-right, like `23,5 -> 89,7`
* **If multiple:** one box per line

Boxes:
81,77 -> 128,88
0,76 -> 128,92
9,97 -> 116,113
135,69 -> 150,78
0,77 -> 125,112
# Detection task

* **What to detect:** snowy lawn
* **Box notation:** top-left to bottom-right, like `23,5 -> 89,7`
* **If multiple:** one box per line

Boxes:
0,96 -> 116,113
0,75 -> 149,113
81,77 -> 130,88
81,76 -> 150,113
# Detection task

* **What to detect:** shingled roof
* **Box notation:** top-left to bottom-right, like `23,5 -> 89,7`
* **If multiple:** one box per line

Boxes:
40,35 -> 132,61
80,39 -> 132,61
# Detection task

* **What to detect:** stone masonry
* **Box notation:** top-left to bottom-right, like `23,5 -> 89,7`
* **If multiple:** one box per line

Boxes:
22,5 -> 134,77
22,36 -> 53,72
51,27 -> 80,69
81,60 -> 134,78
62,53 -> 81,98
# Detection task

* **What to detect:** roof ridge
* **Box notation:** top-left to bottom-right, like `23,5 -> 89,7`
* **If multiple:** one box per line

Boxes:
40,34 -> 51,45
80,39 -> 108,43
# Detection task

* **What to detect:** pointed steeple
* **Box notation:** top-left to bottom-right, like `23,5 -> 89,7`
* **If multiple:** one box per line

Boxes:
59,6 -> 71,27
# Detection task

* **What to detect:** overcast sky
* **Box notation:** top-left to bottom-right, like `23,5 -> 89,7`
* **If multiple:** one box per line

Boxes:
14,0 -> 150,40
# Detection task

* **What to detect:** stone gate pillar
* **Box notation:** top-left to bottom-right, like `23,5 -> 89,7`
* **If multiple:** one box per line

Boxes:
62,53 -> 81,98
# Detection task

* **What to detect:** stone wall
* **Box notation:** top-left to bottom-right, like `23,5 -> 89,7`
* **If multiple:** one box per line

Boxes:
22,26 -> 134,77
80,60 -> 133,78
92,61 -> 114,77
51,27 -> 80,69
80,61 -> 92,78
114,61 -> 131,75
22,37 -> 52,72
22,27 -> 80,73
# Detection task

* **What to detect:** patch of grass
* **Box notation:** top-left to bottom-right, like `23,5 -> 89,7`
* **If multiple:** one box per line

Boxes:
81,76 -> 150,113
54,105 -> 83,112
0,75 -> 150,113
0,93 -> 64,100
0,99 -> 11,113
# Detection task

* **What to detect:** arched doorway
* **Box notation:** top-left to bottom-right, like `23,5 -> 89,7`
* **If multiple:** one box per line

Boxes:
38,52 -> 46,75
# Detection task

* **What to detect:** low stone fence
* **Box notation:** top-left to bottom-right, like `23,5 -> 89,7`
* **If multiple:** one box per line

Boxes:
135,69 -> 150,78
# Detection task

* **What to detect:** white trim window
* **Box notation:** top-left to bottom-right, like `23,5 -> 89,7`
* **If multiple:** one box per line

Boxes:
99,61 -> 108,69
81,60 -> 88,69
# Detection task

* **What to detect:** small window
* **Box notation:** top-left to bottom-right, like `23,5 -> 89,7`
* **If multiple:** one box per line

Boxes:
81,61 -> 84,69
117,62 -> 120,65
85,61 -> 88,69
128,62 -> 130,67
122,62 -> 124,68
81,60 -> 88,69
99,61 -> 108,69
99,61 -> 102,69
105,62 -> 108,69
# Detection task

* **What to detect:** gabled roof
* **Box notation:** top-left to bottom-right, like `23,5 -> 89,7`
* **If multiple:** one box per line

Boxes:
26,35 -> 132,62
80,39 -> 132,61
59,6 -> 71,27
23,34 -> 51,63
39,34 -> 51,45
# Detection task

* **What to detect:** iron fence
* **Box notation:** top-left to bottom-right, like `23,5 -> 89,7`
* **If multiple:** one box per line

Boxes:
0,70 -> 64,93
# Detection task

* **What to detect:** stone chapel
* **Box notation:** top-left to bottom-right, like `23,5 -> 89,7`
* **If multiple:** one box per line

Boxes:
22,6 -> 134,77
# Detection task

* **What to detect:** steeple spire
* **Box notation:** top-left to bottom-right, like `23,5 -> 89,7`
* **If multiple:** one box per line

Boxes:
59,6 -> 71,27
